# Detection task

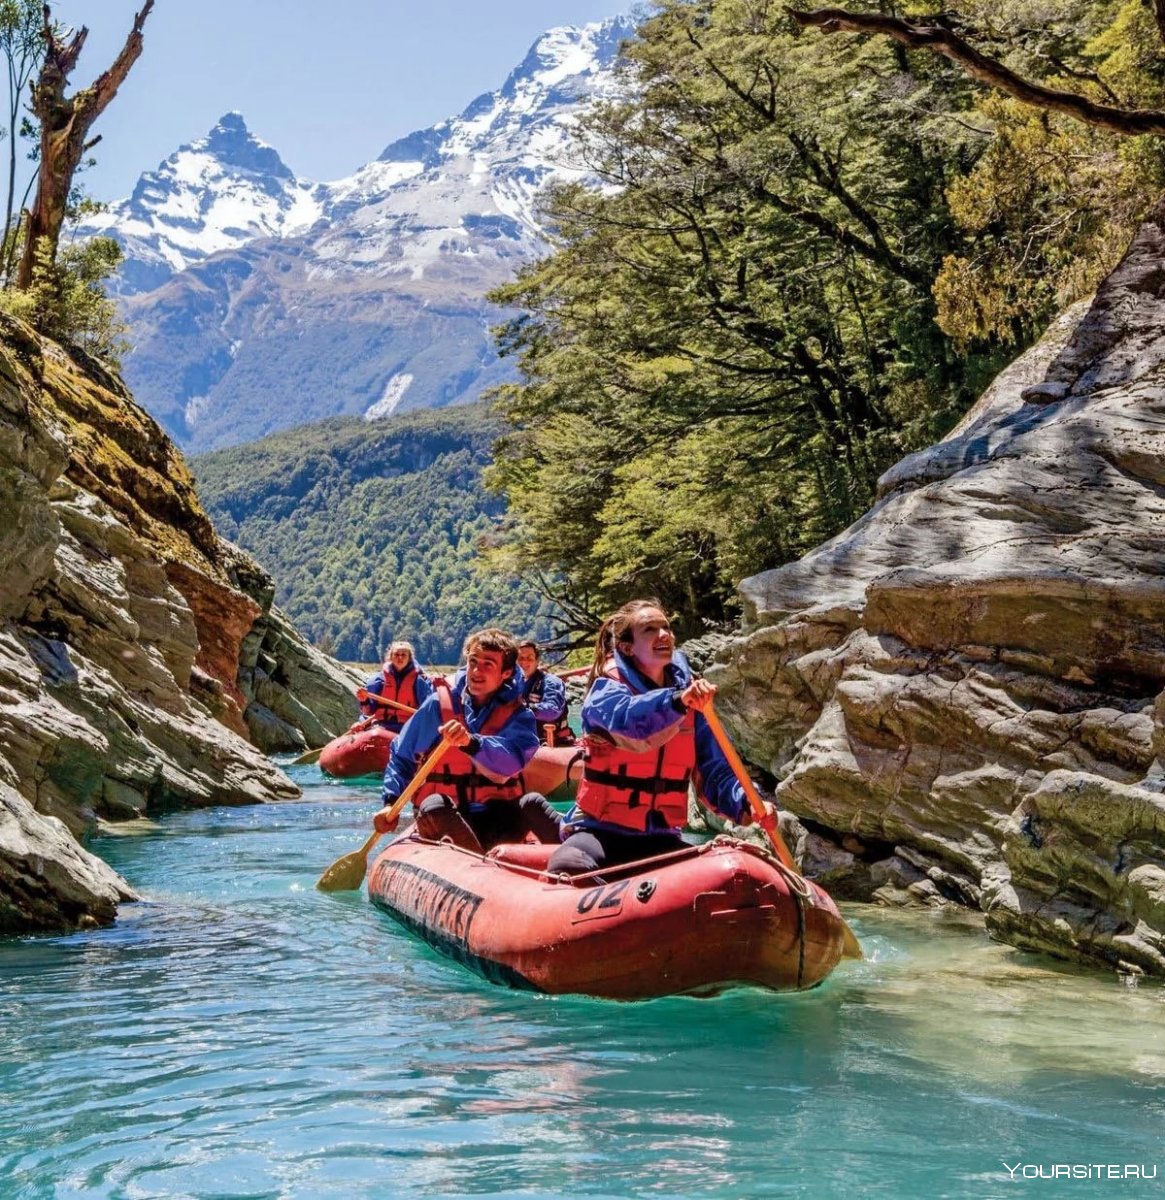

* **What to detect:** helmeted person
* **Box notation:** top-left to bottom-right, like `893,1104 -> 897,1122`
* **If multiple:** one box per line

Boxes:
516,640 -> 575,747
547,599 -> 774,876
375,628 -> 561,852
358,640 -> 433,734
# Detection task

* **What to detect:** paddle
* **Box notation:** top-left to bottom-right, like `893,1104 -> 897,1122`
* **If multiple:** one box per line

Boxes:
355,688 -> 417,716
315,733 -> 455,892
704,704 -> 863,960
288,746 -> 324,766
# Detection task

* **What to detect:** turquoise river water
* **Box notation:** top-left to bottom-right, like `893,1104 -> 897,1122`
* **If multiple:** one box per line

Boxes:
2,763 -> 1164,1199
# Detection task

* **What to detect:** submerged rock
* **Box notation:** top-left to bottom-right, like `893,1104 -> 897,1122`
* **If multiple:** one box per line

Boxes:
712,197 -> 1165,977
0,316 -> 361,932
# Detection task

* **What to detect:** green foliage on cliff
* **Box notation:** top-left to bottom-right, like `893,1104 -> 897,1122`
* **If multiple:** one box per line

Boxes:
192,405 -> 556,665
488,0 -> 1165,637
931,0 -> 1165,345
0,231 -> 128,362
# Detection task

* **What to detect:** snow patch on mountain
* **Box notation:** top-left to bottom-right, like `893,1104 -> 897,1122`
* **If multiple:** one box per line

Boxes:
184,393 -> 210,428
365,373 -> 415,420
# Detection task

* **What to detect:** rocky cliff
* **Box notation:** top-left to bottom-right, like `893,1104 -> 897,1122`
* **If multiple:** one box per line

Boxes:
0,317 -> 361,934
710,196 -> 1165,977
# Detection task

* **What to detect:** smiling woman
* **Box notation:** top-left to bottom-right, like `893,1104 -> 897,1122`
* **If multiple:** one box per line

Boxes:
548,599 -> 777,877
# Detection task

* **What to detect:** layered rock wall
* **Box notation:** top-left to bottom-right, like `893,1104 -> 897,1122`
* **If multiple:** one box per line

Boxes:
0,318 -> 360,933
712,198 -> 1165,976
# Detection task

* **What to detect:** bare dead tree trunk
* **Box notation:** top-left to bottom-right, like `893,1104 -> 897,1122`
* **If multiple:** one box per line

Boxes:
15,0 -> 154,290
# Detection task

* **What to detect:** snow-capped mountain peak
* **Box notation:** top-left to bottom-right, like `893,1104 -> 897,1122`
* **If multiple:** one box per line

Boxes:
184,111 -> 294,180
307,16 -> 633,274
96,14 -> 638,453
379,18 -> 629,168
82,111 -> 324,293
501,18 -> 627,98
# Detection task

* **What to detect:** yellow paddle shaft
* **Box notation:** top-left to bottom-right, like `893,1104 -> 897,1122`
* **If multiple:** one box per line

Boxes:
703,705 -> 798,871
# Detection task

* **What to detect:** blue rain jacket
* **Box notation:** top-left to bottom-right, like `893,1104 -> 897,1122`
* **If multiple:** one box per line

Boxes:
522,668 -> 567,724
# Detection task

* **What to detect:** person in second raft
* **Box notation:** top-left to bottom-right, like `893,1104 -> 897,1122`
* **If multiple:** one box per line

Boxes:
547,599 -> 773,876
358,641 -> 433,733
516,640 -> 575,746
374,628 -> 561,852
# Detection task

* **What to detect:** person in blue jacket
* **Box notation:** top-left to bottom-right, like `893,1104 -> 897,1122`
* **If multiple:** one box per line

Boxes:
375,628 -> 561,852
516,640 -> 574,745
357,641 -> 433,733
548,599 -> 773,875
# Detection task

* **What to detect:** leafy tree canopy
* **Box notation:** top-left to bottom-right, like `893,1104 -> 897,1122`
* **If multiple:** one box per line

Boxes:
193,405 -> 558,666
487,0 -> 1165,639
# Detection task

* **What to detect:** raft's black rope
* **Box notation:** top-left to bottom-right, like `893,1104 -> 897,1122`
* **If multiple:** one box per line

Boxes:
762,848 -> 810,989
793,886 -> 807,989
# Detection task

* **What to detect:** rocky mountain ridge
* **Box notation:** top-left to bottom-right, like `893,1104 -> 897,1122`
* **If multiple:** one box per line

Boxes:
82,18 -> 633,453
81,112 -> 324,295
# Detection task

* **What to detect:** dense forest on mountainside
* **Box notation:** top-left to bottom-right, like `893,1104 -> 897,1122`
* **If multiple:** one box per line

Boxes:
193,406 -> 555,664
489,0 -> 1165,637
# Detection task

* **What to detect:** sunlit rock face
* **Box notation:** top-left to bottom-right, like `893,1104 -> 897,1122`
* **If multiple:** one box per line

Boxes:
710,198 -> 1165,977
0,316 -> 361,932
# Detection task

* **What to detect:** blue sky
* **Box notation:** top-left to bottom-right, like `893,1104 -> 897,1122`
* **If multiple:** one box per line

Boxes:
47,0 -> 635,202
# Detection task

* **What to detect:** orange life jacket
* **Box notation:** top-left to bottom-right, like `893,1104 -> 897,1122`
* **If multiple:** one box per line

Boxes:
412,677 -> 526,808
575,660 -> 695,831
375,665 -> 420,725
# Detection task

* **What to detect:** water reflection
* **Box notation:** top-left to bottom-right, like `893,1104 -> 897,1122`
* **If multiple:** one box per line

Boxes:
837,907 -> 1165,1084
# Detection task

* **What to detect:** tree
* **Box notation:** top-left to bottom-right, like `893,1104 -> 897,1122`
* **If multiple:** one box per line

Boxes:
789,3 -> 1165,345
790,5 -> 1165,136
484,1 -> 1165,639
487,0 -> 997,636
0,0 -> 42,280
5,223 -> 127,358
16,0 -> 154,289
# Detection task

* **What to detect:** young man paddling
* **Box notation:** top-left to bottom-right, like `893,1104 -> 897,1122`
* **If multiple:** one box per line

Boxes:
376,628 -> 561,852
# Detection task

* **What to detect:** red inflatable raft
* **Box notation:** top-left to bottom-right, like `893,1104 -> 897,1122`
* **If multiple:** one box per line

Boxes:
366,834 -> 846,998
318,726 -> 397,778
319,727 -> 581,800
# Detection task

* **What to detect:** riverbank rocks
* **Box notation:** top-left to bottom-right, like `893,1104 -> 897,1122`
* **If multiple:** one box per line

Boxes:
0,780 -> 135,932
0,315 -> 361,932
711,195 -> 1165,977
